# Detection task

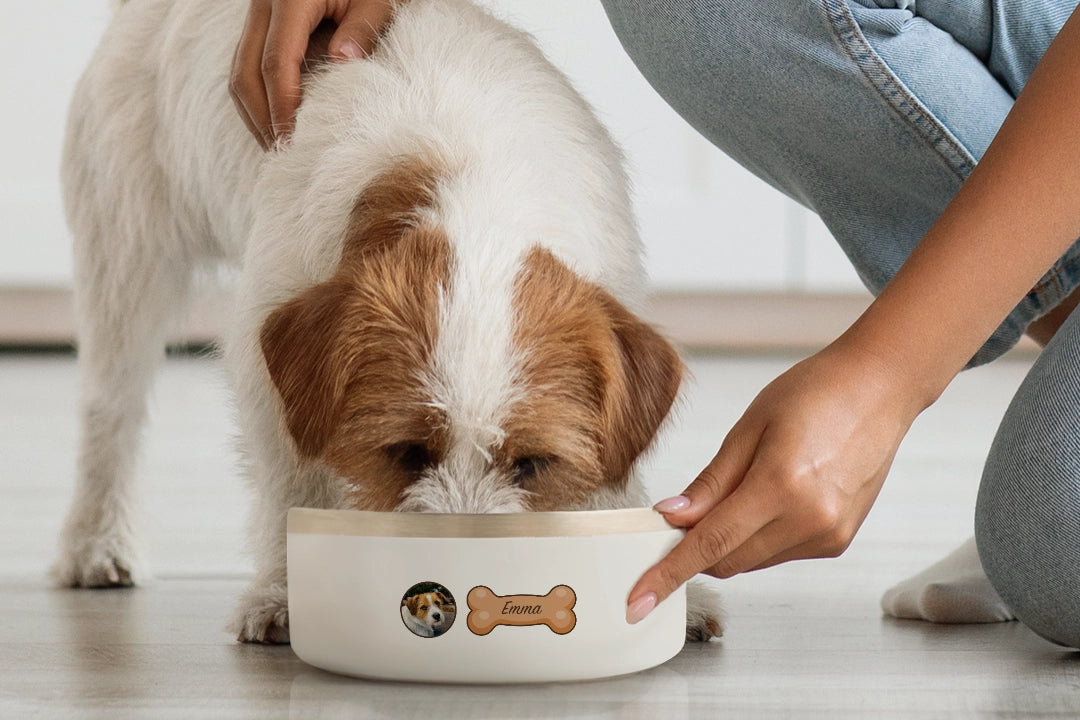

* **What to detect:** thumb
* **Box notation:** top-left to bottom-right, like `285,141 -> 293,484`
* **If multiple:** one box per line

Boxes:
328,1 -> 397,60
654,418 -> 761,527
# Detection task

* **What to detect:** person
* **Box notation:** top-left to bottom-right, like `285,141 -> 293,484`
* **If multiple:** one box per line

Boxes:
230,0 -> 1080,648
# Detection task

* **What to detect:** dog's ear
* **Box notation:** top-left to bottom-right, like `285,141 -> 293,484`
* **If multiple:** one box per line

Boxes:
598,295 -> 684,485
260,279 -> 355,458
511,247 -> 682,489
260,157 -> 445,460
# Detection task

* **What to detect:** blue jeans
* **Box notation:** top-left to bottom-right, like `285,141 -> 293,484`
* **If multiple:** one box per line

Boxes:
601,0 -> 1080,647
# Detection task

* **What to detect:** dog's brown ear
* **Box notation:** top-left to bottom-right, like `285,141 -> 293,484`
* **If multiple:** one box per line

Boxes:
598,296 -> 684,485
260,279 -> 355,458
261,156 -> 444,460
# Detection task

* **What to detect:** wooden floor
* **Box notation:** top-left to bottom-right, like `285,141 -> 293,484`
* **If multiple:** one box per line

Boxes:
2,351 -> 1078,718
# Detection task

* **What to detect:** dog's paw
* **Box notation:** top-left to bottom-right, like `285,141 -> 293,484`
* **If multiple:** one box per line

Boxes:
51,529 -> 143,589
231,581 -> 291,644
684,579 -> 724,642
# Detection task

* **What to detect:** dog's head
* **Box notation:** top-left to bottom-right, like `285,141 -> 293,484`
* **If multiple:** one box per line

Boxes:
403,591 -> 450,628
260,156 -> 683,513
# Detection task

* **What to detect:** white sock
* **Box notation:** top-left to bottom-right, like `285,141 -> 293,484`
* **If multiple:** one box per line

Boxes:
880,537 -> 1015,624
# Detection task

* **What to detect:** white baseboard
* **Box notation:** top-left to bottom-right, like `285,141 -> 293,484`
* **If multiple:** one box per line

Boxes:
0,285 -> 1038,355
645,291 -> 870,351
0,286 -> 228,348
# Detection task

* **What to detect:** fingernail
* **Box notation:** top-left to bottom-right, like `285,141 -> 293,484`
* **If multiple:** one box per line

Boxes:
626,592 -> 658,625
653,495 -> 691,513
338,39 -> 363,60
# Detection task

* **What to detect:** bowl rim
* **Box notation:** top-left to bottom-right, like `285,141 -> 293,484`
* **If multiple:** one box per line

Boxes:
287,507 -> 679,538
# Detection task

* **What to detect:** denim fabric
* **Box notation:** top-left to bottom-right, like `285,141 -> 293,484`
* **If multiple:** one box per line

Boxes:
601,0 -> 1080,647
600,0 -> 1080,367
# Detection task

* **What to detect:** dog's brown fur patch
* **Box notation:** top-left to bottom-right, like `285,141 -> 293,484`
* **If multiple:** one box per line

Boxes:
260,157 -> 451,510
507,247 -> 683,509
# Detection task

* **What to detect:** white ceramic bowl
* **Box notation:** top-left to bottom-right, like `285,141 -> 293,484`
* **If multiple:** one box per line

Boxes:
286,507 -> 686,683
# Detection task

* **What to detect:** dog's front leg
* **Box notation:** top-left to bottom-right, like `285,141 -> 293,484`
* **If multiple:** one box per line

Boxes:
684,579 -> 725,642
229,438 -> 343,643
229,495 -> 291,644
53,222 -> 197,589
232,565 -> 291,644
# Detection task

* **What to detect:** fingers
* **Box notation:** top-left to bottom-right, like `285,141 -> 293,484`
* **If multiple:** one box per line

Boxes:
263,0 -> 327,144
626,483 -> 772,624
744,486 -> 874,572
628,467 -> 868,624
231,0 -> 274,149
328,0 -> 396,59
747,539 -> 837,573
231,1 -> 399,149
653,416 -> 762,528
724,521 -> 847,575
628,419 -> 766,623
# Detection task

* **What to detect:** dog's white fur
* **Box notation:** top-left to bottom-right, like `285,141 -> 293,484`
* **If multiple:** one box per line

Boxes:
55,0 -> 722,642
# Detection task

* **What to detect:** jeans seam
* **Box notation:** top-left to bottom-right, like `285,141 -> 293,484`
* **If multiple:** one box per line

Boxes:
821,0 -> 977,181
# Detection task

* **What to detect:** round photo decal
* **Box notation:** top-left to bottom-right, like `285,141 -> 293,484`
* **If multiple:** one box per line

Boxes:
400,581 -> 457,638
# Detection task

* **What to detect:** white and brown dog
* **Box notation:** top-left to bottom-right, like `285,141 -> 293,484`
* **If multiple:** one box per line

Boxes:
54,0 -> 722,642
401,590 -> 456,637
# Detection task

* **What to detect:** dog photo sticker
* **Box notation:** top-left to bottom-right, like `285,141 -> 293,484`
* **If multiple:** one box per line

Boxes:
400,582 -> 457,638
466,584 -> 577,636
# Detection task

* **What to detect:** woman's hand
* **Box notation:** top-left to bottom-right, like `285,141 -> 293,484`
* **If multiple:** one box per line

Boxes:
626,341 -> 924,624
230,0 -> 397,149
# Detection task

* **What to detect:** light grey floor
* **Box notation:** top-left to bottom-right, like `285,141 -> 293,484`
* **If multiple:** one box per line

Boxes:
2,351 -> 1078,718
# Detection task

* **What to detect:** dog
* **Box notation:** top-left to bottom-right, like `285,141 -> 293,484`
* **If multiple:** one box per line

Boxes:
53,0 -> 723,643
401,590 -> 456,637
432,600 -> 458,636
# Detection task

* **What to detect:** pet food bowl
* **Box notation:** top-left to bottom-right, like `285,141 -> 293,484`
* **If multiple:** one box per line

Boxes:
286,507 -> 687,683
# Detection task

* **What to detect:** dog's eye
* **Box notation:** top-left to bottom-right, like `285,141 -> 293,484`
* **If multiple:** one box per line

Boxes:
511,456 -> 552,483
387,442 -> 434,476
420,605 -> 429,611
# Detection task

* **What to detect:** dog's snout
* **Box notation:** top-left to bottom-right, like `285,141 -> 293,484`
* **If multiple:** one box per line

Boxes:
397,467 -> 531,514
433,612 -> 442,622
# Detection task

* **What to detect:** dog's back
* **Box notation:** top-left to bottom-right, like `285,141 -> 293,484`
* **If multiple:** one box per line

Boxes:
64,0 -> 644,303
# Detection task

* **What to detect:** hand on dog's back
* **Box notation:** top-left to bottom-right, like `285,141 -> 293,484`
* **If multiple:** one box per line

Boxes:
230,0 -> 399,150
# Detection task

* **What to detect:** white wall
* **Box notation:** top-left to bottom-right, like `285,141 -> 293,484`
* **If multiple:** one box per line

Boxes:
1,2 -> 111,286
1,0 -> 863,292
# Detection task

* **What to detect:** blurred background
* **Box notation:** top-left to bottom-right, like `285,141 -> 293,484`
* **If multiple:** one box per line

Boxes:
0,0 -> 870,349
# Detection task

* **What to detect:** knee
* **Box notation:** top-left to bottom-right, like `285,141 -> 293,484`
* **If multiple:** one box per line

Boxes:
975,326 -> 1080,649
976,455 -> 1080,649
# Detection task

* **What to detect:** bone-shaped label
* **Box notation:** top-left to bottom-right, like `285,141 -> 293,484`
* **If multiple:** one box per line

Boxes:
466,585 -> 577,636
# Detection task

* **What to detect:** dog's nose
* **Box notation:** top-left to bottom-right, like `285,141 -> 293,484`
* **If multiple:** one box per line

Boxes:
433,612 -> 441,622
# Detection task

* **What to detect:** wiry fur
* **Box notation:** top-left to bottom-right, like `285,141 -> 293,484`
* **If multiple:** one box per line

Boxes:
55,0 -> 723,644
